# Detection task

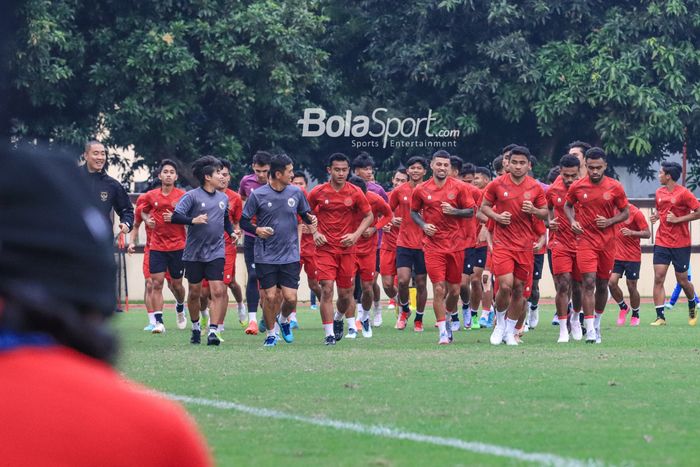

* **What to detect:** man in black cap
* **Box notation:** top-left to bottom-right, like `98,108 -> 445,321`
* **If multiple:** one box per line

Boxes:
0,146 -> 212,466
81,140 -> 134,235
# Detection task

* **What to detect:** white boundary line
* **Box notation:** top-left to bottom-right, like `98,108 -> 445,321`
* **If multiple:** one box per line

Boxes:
165,393 -> 607,467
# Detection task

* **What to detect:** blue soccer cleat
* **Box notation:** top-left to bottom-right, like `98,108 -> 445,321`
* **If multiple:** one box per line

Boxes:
279,319 -> 294,343
263,335 -> 278,347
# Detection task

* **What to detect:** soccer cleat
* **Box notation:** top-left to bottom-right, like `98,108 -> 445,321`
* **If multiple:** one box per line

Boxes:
361,319 -> 373,338
324,335 -> 336,346
310,304 -> 318,310
245,321 -> 259,335
551,313 -> 559,326
143,324 -> 155,332
487,311 -> 495,328
504,332 -> 518,346
478,316 -> 489,328
346,328 -> 358,339
650,318 -> 667,326
190,329 -> 201,344
490,324 -> 505,345
616,309 -> 628,326
290,320 -> 299,330
263,335 -> 278,347
395,311 -> 409,330
557,333 -> 570,343
152,323 -> 165,334
462,310 -> 471,330
595,327 -> 602,344
528,308 -> 540,329
372,311 -> 383,327
585,328 -> 597,344
630,316 -> 640,326
450,320 -> 460,332
413,320 -> 424,332
446,322 -> 454,343
238,303 -> 248,327
570,317 -> 583,341
355,319 -> 362,330
176,312 -> 187,330
207,332 -> 221,346
471,315 -> 480,329
333,320 -> 344,341
689,309 -> 697,326
279,320 -> 294,343
438,331 -> 450,345
664,302 -> 673,310
259,318 -> 267,333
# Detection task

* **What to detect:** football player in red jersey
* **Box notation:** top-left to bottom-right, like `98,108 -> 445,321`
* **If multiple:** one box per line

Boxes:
565,147 -> 629,343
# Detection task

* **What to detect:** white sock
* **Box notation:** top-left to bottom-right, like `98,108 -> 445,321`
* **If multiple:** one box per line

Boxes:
334,310 -> 344,321
267,329 -> 275,337
558,319 -> 568,336
323,323 -> 333,337
594,312 -> 603,329
192,320 -> 201,331
356,302 -> 362,312
496,309 -> 507,327
148,313 -> 156,325
279,314 -> 289,324
202,307 -> 210,318
217,324 -> 224,332
584,317 -> 595,334
437,320 -> 447,334
290,311 -> 297,322
570,311 -> 581,324
373,300 -> 380,310
273,322 -> 280,335
347,317 -> 357,330
248,311 -> 257,323
237,302 -> 244,311
505,318 -> 517,336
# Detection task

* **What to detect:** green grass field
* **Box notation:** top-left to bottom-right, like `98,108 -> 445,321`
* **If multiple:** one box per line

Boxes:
115,303 -> 700,466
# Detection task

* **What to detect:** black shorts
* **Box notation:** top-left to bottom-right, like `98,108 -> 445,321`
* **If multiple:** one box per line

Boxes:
256,262 -> 301,290
612,260 -> 641,279
149,249 -> 184,278
185,258 -> 225,284
464,246 -> 487,275
396,247 -> 427,275
547,249 -> 553,275
533,253 -> 545,281
653,245 -> 691,273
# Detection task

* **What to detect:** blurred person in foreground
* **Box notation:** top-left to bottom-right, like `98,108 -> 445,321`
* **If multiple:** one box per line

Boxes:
0,147 -> 212,466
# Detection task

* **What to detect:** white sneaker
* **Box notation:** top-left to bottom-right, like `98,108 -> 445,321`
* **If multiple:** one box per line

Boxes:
585,327 -> 597,343
176,312 -> 187,330
570,316 -> 583,341
372,312 -> 383,327
529,308 -> 539,328
450,320 -> 460,332
438,332 -> 450,345
361,319 -> 373,338
490,324 -> 505,345
238,303 -> 248,324
595,327 -> 602,344
152,322 -> 165,334
551,313 -> 559,325
346,328 -> 358,339
504,332 -> 518,346
557,333 -> 570,343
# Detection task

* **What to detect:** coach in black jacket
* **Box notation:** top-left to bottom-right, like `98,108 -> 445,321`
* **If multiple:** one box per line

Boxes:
81,141 -> 134,234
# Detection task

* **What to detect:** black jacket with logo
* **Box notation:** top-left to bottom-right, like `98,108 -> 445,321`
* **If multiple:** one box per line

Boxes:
81,165 -> 134,232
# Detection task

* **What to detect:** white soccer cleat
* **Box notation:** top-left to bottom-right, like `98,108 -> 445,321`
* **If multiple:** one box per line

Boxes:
176,312 -> 187,330
570,317 -> 583,341
450,320 -> 460,332
557,333 -> 570,343
490,324 -> 505,345
372,311 -> 383,327
152,322 -> 165,334
504,332 -> 518,346
585,327 -> 597,344
438,332 -> 451,345
346,328 -> 358,339
528,308 -> 539,328
595,327 -> 602,344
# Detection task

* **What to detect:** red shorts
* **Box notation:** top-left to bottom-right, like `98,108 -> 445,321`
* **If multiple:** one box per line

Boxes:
300,254 -> 318,281
379,249 -> 397,276
577,248 -> 615,280
551,248 -> 582,282
316,249 -> 355,289
492,248 -> 533,283
424,250 -> 464,284
355,252 -> 377,282
223,245 -> 236,285
493,271 -> 533,298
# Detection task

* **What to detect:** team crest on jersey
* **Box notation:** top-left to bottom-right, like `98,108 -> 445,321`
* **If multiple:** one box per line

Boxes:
583,193 -> 588,199
288,198 -> 296,207
447,193 -> 455,200
344,197 -> 353,206
403,196 -> 408,201
218,201 -> 225,210
427,195 -> 432,200
671,197 -> 676,204
557,197 -> 562,203
524,192 -> 531,200
201,202 -> 206,207
503,191 -> 508,197
603,192 -> 611,200
324,199 -> 329,204
100,191 -> 108,202
155,201 -> 159,207
267,202 -> 272,207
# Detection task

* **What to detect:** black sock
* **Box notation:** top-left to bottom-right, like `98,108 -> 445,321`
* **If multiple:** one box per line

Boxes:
471,310 -> 478,317
209,323 -> 217,334
631,308 -> 640,318
450,312 -> 460,322
618,300 -> 628,310
176,302 -> 184,313
155,312 -> 163,323
401,302 -> 411,313
656,306 -> 666,320
414,312 -> 424,322
461,304 -> 469,311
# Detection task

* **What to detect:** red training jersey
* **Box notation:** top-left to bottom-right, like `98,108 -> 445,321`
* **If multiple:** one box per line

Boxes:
461,181 -> 483,249
141,188 -> 187,251
411,177 -> 475,253
390,182 -> 425,250
355,191 -> 392,255
615,204 -> 648,262
546,176 -> 578,252
566,176 -> 628,250
224,188 -> 243,248
654,184 -> 700,249
308,182 -> 371,255
482,174 -> 547,252
299,188 -> 316,257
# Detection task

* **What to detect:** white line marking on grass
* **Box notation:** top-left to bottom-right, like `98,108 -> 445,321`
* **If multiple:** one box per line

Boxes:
165,393 -> 606,467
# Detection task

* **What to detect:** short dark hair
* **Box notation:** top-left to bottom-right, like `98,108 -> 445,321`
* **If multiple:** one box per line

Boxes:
585,147 -> 607,161
406,156 -> 428,169
432,150 -> 451,160
509,145 -> 531,161
328,152 -> 350,167
559,154 -> 581,168
460,162 -> 476,177
192,155 -> 223,186
347,175 -> 367,194
568,140 -> 592,153
395,166 -> 407,176
475,166 -> 492,179
270,153 -> 293,180
449,155 -> 463,172
252,151 -> 272,166
293,170 -> 308,184
159,158 -> 178,174
661,161 -> 682,181
220,159 -> 232,171
547,166 -> 561,184
352,152 -> 374,170
502,143 -> 517,155
492,155 -> 504,173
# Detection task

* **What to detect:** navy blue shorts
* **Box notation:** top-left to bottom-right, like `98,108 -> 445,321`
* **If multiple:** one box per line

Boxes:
185,258 -> 225,284
612,260 -> 640,279
464,246 -> 487,275
653,246 -> 691,273
396,247 -> 427,275
149,249 -> 184,279
533,253 -> 545,281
